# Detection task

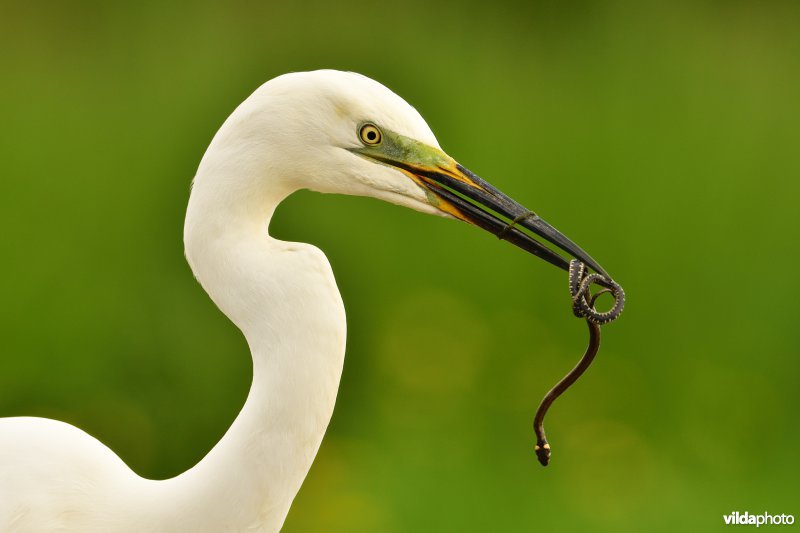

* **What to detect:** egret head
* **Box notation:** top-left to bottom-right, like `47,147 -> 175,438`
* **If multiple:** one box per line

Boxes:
201,69 -> 610,278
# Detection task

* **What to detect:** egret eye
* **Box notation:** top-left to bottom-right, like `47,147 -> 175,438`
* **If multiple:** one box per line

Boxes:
359,124 -> 382,145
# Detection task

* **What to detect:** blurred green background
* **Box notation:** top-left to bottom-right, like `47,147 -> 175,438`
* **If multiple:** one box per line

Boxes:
1,1 -> 798,531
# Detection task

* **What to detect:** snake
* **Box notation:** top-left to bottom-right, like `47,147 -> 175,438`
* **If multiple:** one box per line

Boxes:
533,259 -> 626,466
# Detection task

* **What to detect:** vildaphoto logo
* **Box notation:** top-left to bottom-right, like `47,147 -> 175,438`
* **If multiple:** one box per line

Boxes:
723,511 -> 795,527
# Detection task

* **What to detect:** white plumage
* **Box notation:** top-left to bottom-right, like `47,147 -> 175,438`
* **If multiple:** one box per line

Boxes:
0,70 -> 447,532
0,69 -> 601,532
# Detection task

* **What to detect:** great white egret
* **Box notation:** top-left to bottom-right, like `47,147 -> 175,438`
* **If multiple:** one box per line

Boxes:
0,70 -> 609,532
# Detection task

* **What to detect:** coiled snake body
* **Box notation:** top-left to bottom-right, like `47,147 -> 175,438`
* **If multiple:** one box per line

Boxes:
533,259 -> 625,466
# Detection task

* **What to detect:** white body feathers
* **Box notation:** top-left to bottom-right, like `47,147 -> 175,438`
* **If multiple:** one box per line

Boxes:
0,70 -> 441,532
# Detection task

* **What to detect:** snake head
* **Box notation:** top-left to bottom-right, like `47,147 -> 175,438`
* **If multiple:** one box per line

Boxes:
534,441 -> 551,466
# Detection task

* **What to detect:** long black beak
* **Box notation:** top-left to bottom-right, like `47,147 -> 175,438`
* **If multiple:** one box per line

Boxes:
408,162 -> 614,285
351,130 -> 614,285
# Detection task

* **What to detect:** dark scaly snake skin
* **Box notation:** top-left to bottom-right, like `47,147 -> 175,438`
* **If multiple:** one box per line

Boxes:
568,260 -> 625,325
533,260 -> 625,466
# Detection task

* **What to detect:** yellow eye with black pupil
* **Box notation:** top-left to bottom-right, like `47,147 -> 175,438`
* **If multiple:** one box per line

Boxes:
359,124 -> 382,145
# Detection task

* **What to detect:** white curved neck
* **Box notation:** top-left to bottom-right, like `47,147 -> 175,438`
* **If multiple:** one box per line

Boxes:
164,158 -> 347,531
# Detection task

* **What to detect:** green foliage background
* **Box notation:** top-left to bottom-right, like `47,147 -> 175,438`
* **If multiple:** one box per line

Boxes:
1,1 -> 798,530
